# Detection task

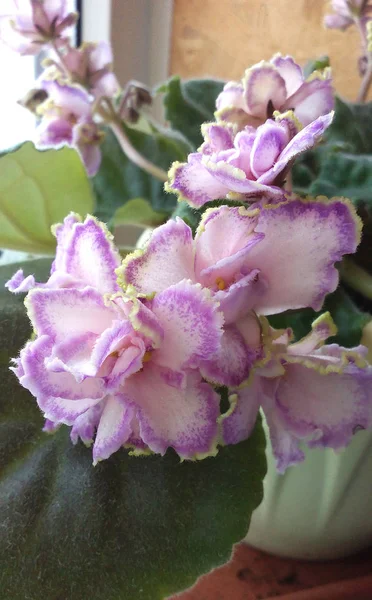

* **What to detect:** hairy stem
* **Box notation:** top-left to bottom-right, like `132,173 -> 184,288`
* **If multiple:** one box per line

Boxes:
357,54 -> 372,102
109,120 -> 168,182
340,257 -> 372,300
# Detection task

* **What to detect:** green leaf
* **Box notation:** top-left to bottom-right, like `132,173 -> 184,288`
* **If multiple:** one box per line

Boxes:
269,286 -> 370,347
158,76 -> 225,148
308,152 -> 372,205
92,123 -> 192,224
0,143 -> 94,254
303,55 -> 330,78
113,198 -> 166,228
0,260 -> 266,600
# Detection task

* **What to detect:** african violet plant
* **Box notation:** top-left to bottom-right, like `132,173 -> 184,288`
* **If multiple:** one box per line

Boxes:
1,1 -> 372,599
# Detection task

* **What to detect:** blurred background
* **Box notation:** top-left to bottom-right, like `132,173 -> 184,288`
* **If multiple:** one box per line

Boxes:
0,0 -> 365,151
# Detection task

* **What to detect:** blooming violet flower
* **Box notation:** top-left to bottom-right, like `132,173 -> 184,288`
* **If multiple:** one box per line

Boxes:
9,216 -> 224,463
166,113 -> 333,208
324,0 -> 372,31
221,314 -> 372,473
215,54 -> 334,128
36,75 -> 103,176
59,40 -> 120,99
120,198 -> 361,384
0,0 -> 77,55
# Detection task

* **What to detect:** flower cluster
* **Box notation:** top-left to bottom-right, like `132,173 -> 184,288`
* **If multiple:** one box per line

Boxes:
324,0 -> 372,32
7,194 -> 372,471
0,0 -> 153,177
6,40 -> 372,471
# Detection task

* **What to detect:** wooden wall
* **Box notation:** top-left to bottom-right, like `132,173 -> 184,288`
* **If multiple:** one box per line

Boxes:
170,0 -> 365,101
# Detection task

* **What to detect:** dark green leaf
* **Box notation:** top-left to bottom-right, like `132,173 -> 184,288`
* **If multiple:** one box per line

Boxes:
0,260 -> 266,600
158,76 -> 224,148
308,152 -> 372,205
92,123 -> 192,224
268,286 -> 369,348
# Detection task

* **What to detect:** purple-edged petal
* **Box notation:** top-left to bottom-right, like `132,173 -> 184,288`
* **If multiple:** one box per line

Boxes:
283,76 -> 334,127
202,155 -> 283,198
26,287 -> 117,342
215,82 -> 246,121
243,63 -> 287,118
51,212 -> 80,273
259,112 -> 333,185
36,117 -> 74,148
93,394 -> 135,464
244,197 -> 362,314
250,120 -> 289,179
287,313 -> 337,357
59,215 -> 121,294
70,402 -> 104,445
200,122 -> 235,153
274,360 -> 372,453
194,205 -> 260,283
126,365 -> 220,459
270,54 -> 303,97
5,269 -> 37,293
18,336 -> 105,423
215,270 -> 267,324
150,280 -> 223,372
200,324 -> 254,387
76,140 -> 102,176
166,153 -> 230,208
220,375 -> 262,445
120,218 -> 195,295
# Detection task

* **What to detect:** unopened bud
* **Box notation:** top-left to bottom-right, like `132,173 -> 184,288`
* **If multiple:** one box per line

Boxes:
18,88 -> 48,114
118,80 -> 153,123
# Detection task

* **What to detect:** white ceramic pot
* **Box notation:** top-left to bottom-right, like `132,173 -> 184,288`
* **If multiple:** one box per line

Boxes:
245,417 -> 372,560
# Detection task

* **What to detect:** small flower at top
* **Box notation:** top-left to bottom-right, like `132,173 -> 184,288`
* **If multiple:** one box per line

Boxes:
215,54 -> 334,128
35,72 -> 103,176
0,0 -> 78,55
324,0 -> 372,31
51,40 -> 120,99
166,111 -> 333,208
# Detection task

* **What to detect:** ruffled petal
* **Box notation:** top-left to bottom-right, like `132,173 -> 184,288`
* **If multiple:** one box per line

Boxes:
166,154 -> 230,208
57,215 -> 121,294
26,287 -> 117,342
220,375 -> 262,445
215,270 -> 267,324
200,122 -> 235,153
200,324 -> 254,387
18,336 -> 105,423
119,218 -> 194,295
92,394 -> 135,464
283,76 -> 334,127
259,112 -> 333,185
243,62 -> 287,118
215,82 -> 246,123
250,120 -> 289,179
126,366 -> 220,459
70,402 -> 104,445
274,360 -> 372,453
270,54 -> 303,97
244,197 -> 362,314
5,269 -> 37,293
194,205 -> 260,282
150,280 -> 223,371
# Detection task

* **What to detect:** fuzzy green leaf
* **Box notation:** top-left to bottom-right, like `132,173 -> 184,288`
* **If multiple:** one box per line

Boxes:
0,143 -> 94,254
92,123 -> 191,224
0,260 -> 266,600
158,76 -> 224,148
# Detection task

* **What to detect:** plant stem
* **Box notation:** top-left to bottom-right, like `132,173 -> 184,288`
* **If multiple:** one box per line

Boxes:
340,257 -> 372,300
357,54 -> 372,102
109,120 -> 168,182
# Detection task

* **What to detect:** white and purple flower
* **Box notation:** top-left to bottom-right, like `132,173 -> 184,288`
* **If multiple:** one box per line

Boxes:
9,215 -> 226,463
0,0 -> 77,55
166,112 -> 333,208
324,0 -> 372,31
36,75 -> 103,176
215,54 -> 334,128
221,314 -> 372,472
